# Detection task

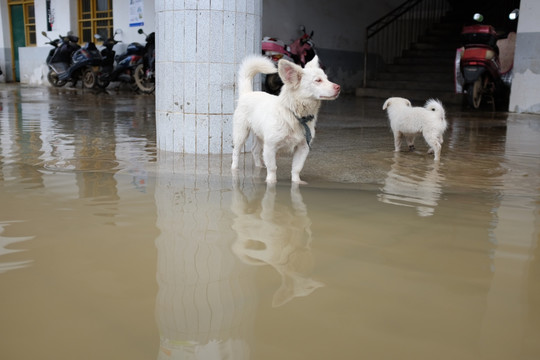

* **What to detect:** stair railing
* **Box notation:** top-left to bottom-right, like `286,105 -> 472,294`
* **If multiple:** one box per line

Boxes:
363,0 -> 450,87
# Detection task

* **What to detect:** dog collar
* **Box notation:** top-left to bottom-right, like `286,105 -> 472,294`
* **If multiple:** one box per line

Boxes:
293,113 -> 315,147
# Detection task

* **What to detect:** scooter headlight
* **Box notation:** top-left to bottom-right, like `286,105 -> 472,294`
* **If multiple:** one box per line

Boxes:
485,49 -> 495,60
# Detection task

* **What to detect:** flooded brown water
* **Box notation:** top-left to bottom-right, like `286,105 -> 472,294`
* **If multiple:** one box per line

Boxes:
1,85 -> 539,360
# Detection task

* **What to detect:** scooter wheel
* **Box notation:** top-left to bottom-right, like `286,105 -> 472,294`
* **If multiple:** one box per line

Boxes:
466,77 -> 483,109
82,68 -> 97,89
134,63 -> 155,94
47,70 -> 67,87
96,75 -> 110,89
264,73 -> 283,95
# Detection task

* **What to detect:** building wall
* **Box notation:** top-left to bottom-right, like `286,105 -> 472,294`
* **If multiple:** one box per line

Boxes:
262,0 -> 403,92
1,0 -> 400,88
509,0 -> 540,113
0,0 -> 155,84
0,0 -> 12,81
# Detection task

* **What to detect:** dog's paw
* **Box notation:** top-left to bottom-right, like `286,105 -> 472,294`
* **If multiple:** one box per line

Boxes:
292,177 -> 308,185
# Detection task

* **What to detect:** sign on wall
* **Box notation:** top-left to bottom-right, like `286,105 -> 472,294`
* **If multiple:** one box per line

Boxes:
129,0 -> 144,27
46,0 -> 54,31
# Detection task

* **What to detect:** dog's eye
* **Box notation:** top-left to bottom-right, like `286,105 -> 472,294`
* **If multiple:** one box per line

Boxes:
315,78 -> 322,83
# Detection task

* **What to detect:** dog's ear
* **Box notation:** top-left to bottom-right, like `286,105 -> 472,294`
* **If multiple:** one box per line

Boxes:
305,55 -> 320,69
405,99 -> 412,107
383,99 -> 390,110
278,60 -> 303,88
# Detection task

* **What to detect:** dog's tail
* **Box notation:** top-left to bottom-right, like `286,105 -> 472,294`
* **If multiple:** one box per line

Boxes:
238,55 -> 277,96
425,99 -> 447,128
425,99 -> 445,116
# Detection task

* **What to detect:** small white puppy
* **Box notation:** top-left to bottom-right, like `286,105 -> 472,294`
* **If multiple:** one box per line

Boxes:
231,55 -> 341,184
382,97 -> 447,160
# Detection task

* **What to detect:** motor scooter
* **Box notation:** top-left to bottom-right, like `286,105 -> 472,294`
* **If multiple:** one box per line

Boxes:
93,32 -> 120,89
60,40 -> 103,88
456,12 -> 517,109
261,25 -> 318,94
42,31 -> 80,87
96,32 -> 145,91
133,29 -> 156,94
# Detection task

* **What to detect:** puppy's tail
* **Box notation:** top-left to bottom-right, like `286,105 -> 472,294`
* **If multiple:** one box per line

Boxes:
238,55 -> 277,96
424,99 -> 446,122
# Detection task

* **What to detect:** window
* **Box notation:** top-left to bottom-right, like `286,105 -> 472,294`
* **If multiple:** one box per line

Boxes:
8,0 -> 36,46
78,0 -> 113,44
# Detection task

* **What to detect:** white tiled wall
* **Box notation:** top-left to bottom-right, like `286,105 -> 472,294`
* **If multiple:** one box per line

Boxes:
156,0 -> 262,154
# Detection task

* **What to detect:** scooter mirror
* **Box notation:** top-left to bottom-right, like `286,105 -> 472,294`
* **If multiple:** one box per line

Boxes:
138,29 -> 144,34
41,31 -> 47,36
509,9 -> 519,20
473,13 -> 484,22
299,25 -> 305,33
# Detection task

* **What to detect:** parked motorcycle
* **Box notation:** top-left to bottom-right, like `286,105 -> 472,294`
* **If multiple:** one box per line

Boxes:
261,25 -> 317,94
62,40 -> 103,89
456,12 -> 517,109
133,29 -> 155,94
96,32 -> 145,91
93,32 -> 120,89
42,31 -> 80,87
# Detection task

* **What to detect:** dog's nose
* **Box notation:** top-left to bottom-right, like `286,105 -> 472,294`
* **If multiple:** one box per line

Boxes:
334,84 -> 341,92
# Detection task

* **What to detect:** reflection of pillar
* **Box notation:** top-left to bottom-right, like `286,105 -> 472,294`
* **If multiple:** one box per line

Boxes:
154,152 -> 256,359
479,118 -> 540,358
155,1 -> 262,154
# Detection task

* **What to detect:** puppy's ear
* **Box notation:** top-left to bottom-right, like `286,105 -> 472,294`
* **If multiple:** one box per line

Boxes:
383,99 -> 390,110
406,100 -> 412,107
278,60 -> 303,88
305,55 -> 320,69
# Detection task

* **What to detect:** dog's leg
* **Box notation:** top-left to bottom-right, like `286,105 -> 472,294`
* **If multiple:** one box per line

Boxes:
263,143 -> 278,183
251,137 -> 265,168
406,135 -> 416,151
291,142 -> 310,184
425,135 -> 442,161
393,131 -> 402,152
231,120 -> 249,169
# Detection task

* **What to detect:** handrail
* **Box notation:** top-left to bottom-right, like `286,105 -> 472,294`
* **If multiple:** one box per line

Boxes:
363,0 -> 450,87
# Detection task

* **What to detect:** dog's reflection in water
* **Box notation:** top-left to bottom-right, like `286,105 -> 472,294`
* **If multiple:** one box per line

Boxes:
231,182 -> 323,307
378,152 -> 444,217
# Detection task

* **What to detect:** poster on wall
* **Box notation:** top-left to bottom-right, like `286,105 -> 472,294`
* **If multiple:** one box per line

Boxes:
46,0 -> 54,31
129,0 -> 144,27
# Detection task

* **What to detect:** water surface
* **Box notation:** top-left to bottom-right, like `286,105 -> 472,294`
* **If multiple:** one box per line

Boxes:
1,85 -> 539,360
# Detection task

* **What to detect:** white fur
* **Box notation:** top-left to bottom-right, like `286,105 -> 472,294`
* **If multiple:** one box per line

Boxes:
231,54 -> 341,183
382,97 -> 448,161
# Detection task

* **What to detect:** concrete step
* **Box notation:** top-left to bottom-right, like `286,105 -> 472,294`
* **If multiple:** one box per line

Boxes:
410,42 -> 459,51
368,79 -> 454,92
376,72 -> 453,82
394,56 -> 455,66
356,87 -> 462,105
402,48 -> 457,58
385,63 -> 452,73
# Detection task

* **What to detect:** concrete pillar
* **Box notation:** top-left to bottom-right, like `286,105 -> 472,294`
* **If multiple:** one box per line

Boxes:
509,0 -> 540,113
155,0 -> 262,154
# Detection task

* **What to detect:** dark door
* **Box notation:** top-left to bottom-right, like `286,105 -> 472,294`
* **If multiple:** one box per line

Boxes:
10,4 -> 26,81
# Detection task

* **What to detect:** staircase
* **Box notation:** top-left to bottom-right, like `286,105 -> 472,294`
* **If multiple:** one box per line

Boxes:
357,12 -> 464,105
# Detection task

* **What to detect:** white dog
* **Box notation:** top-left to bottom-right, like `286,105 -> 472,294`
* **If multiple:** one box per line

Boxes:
382,97 -> 447,160
231,55 -> 341,184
